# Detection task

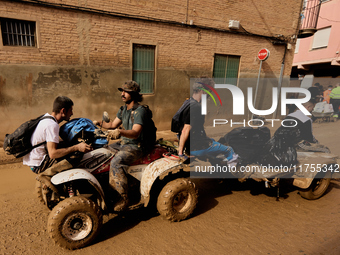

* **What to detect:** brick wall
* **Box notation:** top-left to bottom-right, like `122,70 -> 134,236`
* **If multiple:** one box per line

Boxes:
43,0 -> 301,37
0,0 -> 302,136
0,0 -> 301,69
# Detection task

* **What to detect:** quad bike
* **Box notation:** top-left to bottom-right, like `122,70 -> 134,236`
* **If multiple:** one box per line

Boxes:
36,115 -> 198,250
35,116 -> 338,249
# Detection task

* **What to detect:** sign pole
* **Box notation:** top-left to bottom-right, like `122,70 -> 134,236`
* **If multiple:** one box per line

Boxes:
252,60 -> 263,119
251,48 -> 270,120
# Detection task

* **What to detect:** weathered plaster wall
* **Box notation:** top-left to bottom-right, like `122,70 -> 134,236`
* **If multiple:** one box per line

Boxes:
0,0 -> 301,140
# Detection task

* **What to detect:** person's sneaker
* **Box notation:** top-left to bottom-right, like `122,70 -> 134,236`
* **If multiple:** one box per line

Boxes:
333,114 -> 338,118
113,195 -> 129,212
178,154 -> 189,163
227,154 -> 239,168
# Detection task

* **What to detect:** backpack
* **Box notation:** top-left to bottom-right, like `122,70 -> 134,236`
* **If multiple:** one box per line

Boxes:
3,115 -> 56,158
121,104 -> 157,151
171,99 -> 191,133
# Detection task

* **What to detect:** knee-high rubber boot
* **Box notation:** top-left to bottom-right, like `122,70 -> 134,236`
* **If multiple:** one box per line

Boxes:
36,159 -> 73,193
109,168 -> 129,212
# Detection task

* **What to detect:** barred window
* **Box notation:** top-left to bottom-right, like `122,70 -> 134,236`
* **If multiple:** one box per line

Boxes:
1,18 -> 36,47
133,44 -> 156,94
213,54 -> 240,85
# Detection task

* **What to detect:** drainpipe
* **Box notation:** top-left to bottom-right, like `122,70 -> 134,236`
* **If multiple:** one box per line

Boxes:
186,0 -> 189,24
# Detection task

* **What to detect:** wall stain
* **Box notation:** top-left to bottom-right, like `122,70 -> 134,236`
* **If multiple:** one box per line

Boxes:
0,76 -> 6,105
34,68 -> 83,102
26,73 -> 33,106
32,68 -> 110,103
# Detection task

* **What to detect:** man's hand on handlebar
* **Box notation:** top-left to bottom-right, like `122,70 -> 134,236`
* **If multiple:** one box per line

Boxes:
93,120 -> 100,126
107,129 -> 121,140
77,142 -> 93,153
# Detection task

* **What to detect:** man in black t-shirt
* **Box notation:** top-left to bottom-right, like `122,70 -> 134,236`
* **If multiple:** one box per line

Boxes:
308,83 -> 322,102
178,97 -> 212,153
277,100 -> 316,143
177,78 -> 238,165
275,100 -> 329,152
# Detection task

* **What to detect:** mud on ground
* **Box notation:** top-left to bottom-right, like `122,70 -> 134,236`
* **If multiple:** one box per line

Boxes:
0,123 -> 339,255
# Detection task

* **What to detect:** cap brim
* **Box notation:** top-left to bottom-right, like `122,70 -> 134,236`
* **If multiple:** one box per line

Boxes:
118,88 -> 135,92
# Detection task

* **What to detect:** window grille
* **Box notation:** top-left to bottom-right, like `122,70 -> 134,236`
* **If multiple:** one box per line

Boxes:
213,54 -> 240,85
1,18 -> 36,47
133,44 -> 155,94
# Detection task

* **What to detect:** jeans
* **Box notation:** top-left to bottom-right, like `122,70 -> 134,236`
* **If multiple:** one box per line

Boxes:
190,139 -> 235,161
109,143 -> 143,196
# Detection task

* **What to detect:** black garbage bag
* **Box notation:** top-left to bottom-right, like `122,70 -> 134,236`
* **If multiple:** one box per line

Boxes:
261,126 -> 300,167
218,126 -> 271,165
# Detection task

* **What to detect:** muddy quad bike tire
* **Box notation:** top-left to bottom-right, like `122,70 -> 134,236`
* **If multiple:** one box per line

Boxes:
35,180 -> 57,210
299,171 -> 332,200
47,196 -> 102,250
35,180 -> 45,205
157,178 -> 198,222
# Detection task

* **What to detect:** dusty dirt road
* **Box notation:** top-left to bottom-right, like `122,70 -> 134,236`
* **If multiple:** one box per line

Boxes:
0,122 -> 340,255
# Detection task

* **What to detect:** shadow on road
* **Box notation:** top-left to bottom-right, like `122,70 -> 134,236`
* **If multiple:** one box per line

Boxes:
91,177 -> 340,247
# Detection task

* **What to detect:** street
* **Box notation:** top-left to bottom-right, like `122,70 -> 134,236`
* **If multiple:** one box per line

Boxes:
0,121 -> 339,255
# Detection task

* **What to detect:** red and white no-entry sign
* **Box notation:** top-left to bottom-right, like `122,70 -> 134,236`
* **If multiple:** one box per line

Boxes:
258,48 -> 270,61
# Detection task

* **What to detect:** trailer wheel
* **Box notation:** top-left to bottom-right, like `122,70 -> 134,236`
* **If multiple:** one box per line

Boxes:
299,171 -> 332,200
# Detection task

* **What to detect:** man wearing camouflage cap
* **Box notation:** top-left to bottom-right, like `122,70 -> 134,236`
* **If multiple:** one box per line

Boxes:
94,80 -> 151,211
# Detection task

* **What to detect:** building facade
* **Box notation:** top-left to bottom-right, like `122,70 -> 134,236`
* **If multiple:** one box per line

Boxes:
0,0 -> 302,137
292,0 -> 340,88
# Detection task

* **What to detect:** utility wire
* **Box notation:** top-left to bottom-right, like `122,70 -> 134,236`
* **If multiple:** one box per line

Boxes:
4,0 -> 290,43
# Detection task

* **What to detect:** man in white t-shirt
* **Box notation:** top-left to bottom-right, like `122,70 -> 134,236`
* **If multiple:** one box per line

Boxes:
24,96 -> 92,192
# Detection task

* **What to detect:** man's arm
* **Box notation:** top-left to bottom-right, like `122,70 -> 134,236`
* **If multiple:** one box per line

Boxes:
101,117 -> 122,129
178,124 -> 191,155
47,141 -> 92,159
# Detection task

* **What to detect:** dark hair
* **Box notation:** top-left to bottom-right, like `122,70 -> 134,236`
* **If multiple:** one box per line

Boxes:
128,91 -> 143,103
308,99 -> 317,105
52,96 -> 74,113
192,77 -> 215,94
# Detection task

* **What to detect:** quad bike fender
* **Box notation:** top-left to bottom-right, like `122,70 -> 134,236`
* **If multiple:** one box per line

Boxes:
51,169 -> 106,210
140,157 -> 190,206
292,152 -> 338,189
